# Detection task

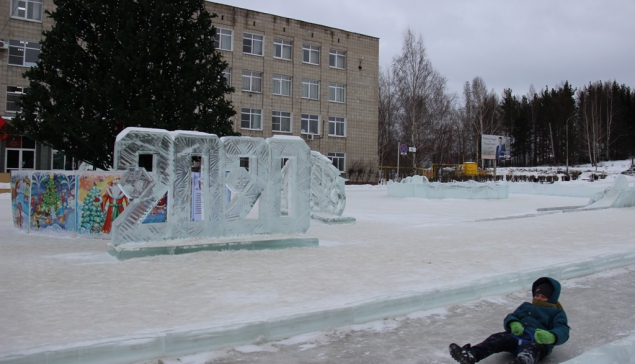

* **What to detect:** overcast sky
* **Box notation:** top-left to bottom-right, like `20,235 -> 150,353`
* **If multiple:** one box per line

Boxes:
212,0 -> 634,101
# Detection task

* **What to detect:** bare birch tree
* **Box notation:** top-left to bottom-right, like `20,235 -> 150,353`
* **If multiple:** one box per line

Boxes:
392,28 -> 450,172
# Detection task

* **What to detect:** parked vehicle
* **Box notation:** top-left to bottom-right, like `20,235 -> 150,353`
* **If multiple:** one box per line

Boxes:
621,167 -> 635,175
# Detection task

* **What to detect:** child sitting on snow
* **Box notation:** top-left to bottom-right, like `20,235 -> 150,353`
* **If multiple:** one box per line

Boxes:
449,277 -> 569,364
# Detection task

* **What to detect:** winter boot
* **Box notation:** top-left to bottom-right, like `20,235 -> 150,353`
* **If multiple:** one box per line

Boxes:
449,343 -> 476,364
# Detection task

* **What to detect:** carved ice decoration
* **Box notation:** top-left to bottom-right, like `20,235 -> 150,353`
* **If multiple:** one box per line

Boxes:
309,151 -> 347,216
110,128 -> 313,245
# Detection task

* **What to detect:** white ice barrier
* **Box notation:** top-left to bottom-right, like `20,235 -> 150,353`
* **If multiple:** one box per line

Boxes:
111,128 -> 312,245
387,177 -> 509,199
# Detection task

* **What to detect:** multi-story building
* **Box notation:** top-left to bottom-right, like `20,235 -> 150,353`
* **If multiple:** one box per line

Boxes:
206,3 -> 379,181
0,1 -> 379,181
1,0 -> 59,172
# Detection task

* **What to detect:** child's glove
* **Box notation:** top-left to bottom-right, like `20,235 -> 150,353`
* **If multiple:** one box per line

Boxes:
509,321 -> 524,336
534,329 -> 556,344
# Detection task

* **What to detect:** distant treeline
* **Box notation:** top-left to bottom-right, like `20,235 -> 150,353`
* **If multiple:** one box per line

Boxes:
378,30 -> 634,176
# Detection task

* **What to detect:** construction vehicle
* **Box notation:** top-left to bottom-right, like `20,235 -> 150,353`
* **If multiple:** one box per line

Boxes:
430,162 -> 490,181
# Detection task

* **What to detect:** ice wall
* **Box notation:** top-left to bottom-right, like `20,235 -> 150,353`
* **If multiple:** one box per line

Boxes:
387,177 -> 509,199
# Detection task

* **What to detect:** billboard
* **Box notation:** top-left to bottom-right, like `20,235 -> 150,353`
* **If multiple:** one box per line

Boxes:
482,134 -> 511,161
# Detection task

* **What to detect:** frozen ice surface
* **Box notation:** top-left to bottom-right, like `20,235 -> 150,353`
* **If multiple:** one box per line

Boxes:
2,252 -> 635,364
387,177 -> 509,199
559,334 -> 635,364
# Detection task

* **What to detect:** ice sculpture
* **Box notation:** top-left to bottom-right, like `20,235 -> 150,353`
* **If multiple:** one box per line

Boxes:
387,177 -> 509,199
10,128 -> 358,256
309,151 -> 355,224
586,175 -> 635,209
110,128 -> 314,247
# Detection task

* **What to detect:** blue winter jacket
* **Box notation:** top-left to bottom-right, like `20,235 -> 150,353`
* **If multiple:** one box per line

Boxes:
503,277 -> 570,354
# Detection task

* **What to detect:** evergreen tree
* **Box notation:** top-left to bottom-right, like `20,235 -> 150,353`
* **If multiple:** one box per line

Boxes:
12,0 -> 237,170
40,175 -> 61,217
80,183 -> 105,233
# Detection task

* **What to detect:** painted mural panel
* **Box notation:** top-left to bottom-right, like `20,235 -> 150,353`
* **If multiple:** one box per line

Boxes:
29,172 -> 77,232
142,192 -> 168,224
77,173 -> 126,235
11,172 -> 31,232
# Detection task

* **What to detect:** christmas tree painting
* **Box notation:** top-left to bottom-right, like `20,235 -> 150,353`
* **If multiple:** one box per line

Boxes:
80,183 -> 105,234
40,175 -> 61,218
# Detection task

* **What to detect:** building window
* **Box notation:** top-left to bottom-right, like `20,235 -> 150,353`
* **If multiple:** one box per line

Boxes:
8,40 -> 40,67
214,28 -> 233,51
52,149 -> 77,170
272,74 -> 292,96
328,152 -> 345,172
329,82 -> 346,103
328,117 -> 346,137
5,135 -> 36,171
274,39 -> 292,60
222,68 -> 231,86
302,79 -> 319,100
243,33 -> 264,56
301,114 -> 319,135
6,86 -> 27,113
241,108 -> 262,130
242,70 -> 262,92
302,44 -> 320,65
11,0 -> 42,21
272,111 -> 292,133
329,49 -> 345,69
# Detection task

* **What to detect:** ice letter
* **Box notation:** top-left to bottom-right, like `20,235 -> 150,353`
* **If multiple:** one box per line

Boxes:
111,128 -> 174,245
267,136 -> 311,234
172,131 -> 223,238
310,151 -> 346,216
221,136 -> 270,236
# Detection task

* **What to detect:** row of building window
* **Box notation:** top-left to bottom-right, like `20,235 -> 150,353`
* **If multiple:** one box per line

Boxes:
240,108 -> 346,137
230,69 -> 346,102
10,0 -> 43,22
5,71 -> 345,113
215,29 -> 346,69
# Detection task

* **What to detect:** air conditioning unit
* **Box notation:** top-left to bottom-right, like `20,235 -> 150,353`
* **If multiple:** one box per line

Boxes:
306,134 -> 314,140
0,42 -> 8,50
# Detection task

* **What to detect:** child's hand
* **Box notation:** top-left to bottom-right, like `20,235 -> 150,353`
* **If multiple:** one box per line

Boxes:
534,329 -> 556,344
509,321 -> 524,336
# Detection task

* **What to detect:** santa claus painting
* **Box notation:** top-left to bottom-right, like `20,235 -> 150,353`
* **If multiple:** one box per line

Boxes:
101,178 -> 128,234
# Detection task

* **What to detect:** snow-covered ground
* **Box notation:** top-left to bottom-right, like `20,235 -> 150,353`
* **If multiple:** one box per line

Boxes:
1,161 -> 635,363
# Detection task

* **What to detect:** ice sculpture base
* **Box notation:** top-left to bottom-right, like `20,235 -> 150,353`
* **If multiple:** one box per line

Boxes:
311,213 -> 357,225
107,235 -> 319,260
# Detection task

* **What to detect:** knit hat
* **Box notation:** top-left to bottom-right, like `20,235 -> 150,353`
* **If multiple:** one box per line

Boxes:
535,282 -> 554,299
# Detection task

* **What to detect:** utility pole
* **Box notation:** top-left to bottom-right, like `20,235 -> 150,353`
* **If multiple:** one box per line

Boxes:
396,142 -> 400,181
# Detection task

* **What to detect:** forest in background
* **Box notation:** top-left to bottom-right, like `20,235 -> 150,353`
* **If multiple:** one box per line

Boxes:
376,29 -> 635,180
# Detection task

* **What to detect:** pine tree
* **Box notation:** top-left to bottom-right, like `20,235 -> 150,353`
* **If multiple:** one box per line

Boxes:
12,0 -> 237,170
40,175 -> 61,217
80,183 -> 105,234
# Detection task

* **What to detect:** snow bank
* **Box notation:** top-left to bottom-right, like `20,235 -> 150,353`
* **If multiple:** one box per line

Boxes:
508,182 -> 604,197
387,178 -> 509,199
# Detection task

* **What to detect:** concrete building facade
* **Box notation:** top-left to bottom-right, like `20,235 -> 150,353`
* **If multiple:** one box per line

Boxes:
0,1 -> 379,180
